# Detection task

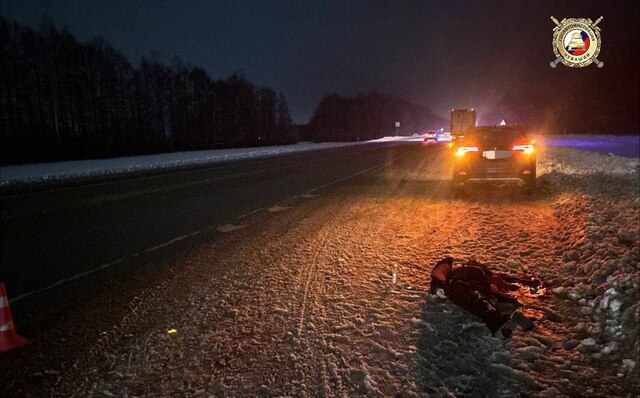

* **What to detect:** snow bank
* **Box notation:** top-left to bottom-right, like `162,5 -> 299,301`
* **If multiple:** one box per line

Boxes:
539,145 -> 639,177
536,147 -> 639,389
0,137 -> 409,187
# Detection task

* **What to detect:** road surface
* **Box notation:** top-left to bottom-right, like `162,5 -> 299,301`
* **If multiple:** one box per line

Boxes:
1,141 -> 409,313
0,142 -> 635,397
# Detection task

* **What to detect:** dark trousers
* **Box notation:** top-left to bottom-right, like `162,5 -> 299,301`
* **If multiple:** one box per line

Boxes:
445,279 -> 509,334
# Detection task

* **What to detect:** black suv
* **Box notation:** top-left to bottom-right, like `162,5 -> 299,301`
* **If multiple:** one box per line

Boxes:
452,126 -> 536,193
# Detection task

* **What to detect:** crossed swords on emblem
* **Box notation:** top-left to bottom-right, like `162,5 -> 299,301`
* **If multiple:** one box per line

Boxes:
550,16 -> 604,68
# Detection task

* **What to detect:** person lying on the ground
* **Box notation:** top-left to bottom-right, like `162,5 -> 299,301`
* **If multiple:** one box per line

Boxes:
428,257 -> 541,338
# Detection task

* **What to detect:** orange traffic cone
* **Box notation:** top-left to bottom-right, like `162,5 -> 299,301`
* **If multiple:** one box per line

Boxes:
0,282 -> 29,353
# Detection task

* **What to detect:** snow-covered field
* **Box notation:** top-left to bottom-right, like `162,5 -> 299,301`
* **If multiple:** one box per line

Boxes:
536,134 -> 640,158
0,137 -> 408,187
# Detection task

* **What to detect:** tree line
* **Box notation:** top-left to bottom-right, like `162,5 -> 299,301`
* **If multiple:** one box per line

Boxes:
306,93 -> 446,142
0,16 -> 294,166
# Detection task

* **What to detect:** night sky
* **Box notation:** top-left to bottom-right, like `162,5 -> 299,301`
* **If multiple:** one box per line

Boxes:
2,0 -> 639,125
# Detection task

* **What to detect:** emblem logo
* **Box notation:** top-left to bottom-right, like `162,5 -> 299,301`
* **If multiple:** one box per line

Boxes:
550,16 -> 603,68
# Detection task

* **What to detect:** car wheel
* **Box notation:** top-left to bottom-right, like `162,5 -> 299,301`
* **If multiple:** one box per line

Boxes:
451,181 -> 466,197
523,175 -> 536,195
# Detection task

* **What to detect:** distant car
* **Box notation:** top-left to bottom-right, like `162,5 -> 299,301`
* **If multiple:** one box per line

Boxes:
452,126 -> 536,193
424,131 -> 453,144
424,131 -> 438,142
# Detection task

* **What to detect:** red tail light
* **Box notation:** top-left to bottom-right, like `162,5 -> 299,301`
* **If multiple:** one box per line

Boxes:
512,144 -> 535,154
455,146 -> 479,156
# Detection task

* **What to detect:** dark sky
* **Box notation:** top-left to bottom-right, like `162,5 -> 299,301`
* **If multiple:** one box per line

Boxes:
2,0 -> 638,124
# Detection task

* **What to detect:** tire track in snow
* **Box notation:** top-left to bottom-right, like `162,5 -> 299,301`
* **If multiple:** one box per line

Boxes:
297,232 -> 330,336
313,232 -> 348,398
301,152 -> 442,396
291,158 -> 404,395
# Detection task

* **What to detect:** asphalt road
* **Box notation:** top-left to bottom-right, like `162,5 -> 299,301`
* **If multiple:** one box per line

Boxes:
0,140 -> 414,324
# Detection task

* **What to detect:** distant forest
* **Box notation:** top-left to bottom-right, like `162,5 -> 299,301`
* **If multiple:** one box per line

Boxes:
307,93 -> 446,142
0,16 -> 294,165
10,15 -> 624,168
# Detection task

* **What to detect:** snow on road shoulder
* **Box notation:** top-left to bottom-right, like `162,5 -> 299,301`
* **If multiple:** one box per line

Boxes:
535,134 -> 640,158
0,137 -> 409,187
538,145 -> 639,177
536,146 -> 639,392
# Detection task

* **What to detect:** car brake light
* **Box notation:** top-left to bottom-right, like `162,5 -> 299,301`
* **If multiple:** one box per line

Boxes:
455,146 -> 479,156
512,144 -> 534,154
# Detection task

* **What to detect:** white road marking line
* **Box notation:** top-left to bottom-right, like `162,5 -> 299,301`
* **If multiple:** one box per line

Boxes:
238,207 -> 268,219
10,159 -> 394,303
237,161 -> 391,218
267,205 -> 291,212
305,160 -> 391,194
217,224 -> 247,233
11,258 -> 124,303
143,235 -> 191,253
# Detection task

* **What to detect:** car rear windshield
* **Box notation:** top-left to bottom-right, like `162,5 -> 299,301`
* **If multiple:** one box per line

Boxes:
465,128 -> 526,146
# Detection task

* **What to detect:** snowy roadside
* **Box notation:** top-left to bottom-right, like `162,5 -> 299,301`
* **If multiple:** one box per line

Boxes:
52,147 -> 636,397
539,145 -> 639,176
535,147 -> 640,391
0,137 -> 410,187
535,134 -> 640,158
1,143 -> 638,397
